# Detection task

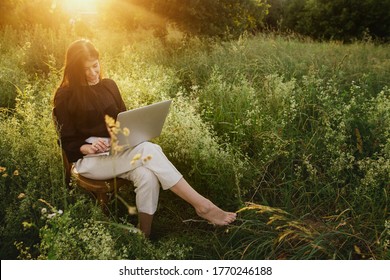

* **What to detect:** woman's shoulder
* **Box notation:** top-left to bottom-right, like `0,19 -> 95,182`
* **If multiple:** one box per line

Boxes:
101,78 -> 120,93
55,85 -> 71,95
101,78 -> 118,88
54,86 -> 72,104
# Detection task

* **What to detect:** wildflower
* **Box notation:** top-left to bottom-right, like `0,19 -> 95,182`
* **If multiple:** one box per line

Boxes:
13,170 -> 19,176
354,245 -> 362,255
47,213 -> 56,219
22,221 -> 33,229
18,193 -> 26,199
41,208 -> 47,215
130,153 -> 142,165
111,126 -> 120,135
143,154 -> 153,163
2,173 -> 8,178
113,145 -> 124,153
105,115 -> 120,134
132,153 -> 142,161
123,127 -> 130,136
58,209 -> 63,215
105,115 -> 116,127
0,166 -> 6,173
128,206 -> 137,215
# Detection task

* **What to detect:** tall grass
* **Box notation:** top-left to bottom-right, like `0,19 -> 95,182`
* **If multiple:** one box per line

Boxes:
0,26 -> 388,259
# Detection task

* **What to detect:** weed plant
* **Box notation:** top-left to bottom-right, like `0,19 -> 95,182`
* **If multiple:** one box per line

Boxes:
0,26 -> 388,259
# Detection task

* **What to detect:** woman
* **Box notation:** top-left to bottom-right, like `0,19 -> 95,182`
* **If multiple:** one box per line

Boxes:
53,39 -> 236,237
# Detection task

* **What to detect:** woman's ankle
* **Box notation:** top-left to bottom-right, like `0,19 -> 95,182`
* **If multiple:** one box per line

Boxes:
138,212 -> 154,238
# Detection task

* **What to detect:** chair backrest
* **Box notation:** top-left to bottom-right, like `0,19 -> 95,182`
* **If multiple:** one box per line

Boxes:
61,149 -> 72,185
52,108 -> 72,185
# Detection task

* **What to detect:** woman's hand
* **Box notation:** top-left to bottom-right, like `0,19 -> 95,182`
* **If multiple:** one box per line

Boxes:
80,138 -> 110,155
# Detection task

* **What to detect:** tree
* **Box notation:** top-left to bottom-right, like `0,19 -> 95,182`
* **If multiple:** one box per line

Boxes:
266,0 -> 390,42
264,0 -> 287,30
297,0 -> 369,40
127,0 -> 269,38
0,0 -> 68,29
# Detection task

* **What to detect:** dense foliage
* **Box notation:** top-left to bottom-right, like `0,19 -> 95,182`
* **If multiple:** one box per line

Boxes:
0,0 -> 268,39
266,0 -> 390,42
128,0 -> 268,37
2,0 -> 390,41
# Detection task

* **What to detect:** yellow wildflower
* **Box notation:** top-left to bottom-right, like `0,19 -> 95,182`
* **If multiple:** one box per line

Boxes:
123,127 -> 130,136
128,206 -> 137,215
0,166 -> 6,173
22,221 -> 33,229
143,154 -> 153,163
113,145 -> 123,153
105,115 -> 120,135
132,153 -> 142,161
111,127 -> 119,135
104,115 -> 116,127
18,193 -> 26,199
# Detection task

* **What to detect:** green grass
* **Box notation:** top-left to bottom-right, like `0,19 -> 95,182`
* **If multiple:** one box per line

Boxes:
0,25 -> 388,260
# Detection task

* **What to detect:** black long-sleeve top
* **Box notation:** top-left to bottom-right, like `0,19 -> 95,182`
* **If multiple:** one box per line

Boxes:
53,78 -> 126,162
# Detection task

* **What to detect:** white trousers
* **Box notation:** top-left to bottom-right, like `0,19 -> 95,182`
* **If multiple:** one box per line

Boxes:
74,142 -> 183,215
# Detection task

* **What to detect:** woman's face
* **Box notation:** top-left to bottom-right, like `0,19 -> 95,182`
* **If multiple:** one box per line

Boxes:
83,58 -> 100,85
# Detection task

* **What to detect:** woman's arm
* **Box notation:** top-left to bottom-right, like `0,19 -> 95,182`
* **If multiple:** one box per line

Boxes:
53,88 -> 88,161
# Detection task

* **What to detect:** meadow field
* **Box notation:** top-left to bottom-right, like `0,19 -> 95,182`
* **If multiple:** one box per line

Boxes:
0,26 -> 389,260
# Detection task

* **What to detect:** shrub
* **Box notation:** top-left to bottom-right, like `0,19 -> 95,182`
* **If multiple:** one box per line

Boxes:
0,71 -> 66,258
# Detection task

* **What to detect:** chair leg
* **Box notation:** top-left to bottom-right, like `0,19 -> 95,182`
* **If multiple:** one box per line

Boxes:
95,192 -> 109,214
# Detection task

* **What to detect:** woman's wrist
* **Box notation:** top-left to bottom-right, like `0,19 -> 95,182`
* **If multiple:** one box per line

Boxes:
80,144 -> 92,155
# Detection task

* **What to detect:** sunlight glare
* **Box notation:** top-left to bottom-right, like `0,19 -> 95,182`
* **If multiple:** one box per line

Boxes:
59,0 -> 100,16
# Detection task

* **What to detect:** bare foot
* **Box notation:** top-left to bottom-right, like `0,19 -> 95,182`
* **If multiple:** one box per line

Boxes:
195,200 -> 237,225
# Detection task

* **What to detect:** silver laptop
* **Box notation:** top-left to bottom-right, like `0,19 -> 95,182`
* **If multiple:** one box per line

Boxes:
116,99 -> 172,149
85,100 -> 172,157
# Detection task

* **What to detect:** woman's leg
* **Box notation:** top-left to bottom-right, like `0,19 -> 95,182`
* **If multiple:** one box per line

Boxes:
135,143 -> 236,225
75,143 -> 176,237
138,212 -> 154,238
126,166 -> 161,237
170,178 -> 237,225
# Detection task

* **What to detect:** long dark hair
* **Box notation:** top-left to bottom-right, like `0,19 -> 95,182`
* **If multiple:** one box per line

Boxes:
60,39 -> 101,88
58,39 -> 104,116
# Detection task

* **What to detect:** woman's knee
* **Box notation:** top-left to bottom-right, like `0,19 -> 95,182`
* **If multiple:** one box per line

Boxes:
137,141 -> 162,154
130,166 -> 159,189
130,167 -> 160,215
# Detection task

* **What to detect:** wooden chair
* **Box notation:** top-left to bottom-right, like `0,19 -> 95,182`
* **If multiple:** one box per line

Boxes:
62,150 -> 131,212
53,110 -> 131,212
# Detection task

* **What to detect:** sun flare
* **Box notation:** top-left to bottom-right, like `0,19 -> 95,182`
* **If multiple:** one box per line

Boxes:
58,0 -> 101,16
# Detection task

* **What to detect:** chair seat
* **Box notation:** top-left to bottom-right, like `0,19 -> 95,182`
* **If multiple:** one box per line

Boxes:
71,165 -> 129,193
71,165 -> 131,211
